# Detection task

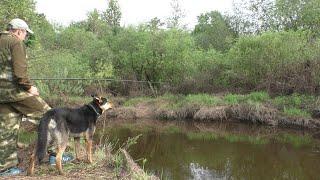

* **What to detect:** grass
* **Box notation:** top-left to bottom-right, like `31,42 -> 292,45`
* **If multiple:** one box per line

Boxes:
123,96 -> 154,107
18,130 -> 37,144
183,94 -> 222,106
283,107 -> 311,118
223,91 -> 270,105
121,91 -> 316,120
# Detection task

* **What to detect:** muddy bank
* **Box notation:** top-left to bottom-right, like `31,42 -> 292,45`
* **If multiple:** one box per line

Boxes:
44,95 -> 320,130
106,103 -> 320,130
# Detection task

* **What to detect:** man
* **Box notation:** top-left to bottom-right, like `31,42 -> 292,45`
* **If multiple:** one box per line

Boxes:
0,18 -> 72,176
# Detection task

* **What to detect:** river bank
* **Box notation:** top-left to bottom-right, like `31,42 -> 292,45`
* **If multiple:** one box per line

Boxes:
102,92 -> 320,131
8,92 -> 320,179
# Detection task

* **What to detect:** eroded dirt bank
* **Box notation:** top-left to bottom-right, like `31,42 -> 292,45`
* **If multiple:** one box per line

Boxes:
105,101 -> 320,130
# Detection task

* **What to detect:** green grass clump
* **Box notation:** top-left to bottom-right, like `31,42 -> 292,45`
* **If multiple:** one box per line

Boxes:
224,91 -> 270,105
245,91 -> 270,103
184,94 -> 222,106
124,97 -> 153,107
272,93 -> 316,109
18,130 -> 37,144
223,94 -> 244,104
283,107 -> 311,118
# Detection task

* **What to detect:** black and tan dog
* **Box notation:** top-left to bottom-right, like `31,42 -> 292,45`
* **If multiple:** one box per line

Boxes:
28,95 -> 112,175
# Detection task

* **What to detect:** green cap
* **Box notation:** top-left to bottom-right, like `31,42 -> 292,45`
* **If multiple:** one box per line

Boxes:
9,18 -> 34,34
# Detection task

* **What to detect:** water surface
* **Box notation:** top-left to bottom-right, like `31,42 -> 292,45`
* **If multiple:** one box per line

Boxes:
99,120 -> 320,180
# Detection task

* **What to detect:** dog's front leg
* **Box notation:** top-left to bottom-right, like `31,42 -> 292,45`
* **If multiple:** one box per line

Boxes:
74,137 -> 81,161
85,133 -> 93,164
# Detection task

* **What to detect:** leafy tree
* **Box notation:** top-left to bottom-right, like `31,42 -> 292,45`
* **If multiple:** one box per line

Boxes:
57,27 -> 114,78
87,9 -> 103,35
102,0 -> 122,34
228,0 -> 276,34
193,11 -> 236,51
0,0 -> 37,28
147,17 -> 165,31
229,0 -> 320,35
111,26 -> 195,87
167,0 -> 186,29
274,0 -> 320,35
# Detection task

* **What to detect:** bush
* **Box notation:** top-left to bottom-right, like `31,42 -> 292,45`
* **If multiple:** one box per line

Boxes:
226,30 -> 320,94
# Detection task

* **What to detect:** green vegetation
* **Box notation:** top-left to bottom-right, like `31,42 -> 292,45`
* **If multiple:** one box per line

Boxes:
1,0 -> 319,97
123,97 -> 154,107
18,130 -> 36,144
123,92 -> 317,119
283,107 -> 311,118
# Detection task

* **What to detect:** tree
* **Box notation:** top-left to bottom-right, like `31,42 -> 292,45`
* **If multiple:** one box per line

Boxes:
147,17 -> 165,31
102,0 -> 122,34
274,0 -> 320,34
193,11 -> 236,51
0,0 -> 37,28
228,0 -> 275,35
167,0 -> 186,29
229,0 -> 320,35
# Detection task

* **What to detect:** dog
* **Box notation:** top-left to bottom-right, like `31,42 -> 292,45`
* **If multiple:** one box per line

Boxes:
28,95 -> 112,175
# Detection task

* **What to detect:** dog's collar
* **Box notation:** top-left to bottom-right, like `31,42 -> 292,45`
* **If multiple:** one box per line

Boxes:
87,104 -> 101,116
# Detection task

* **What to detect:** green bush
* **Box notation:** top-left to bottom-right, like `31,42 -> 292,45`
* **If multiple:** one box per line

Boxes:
226,31 -> 320,93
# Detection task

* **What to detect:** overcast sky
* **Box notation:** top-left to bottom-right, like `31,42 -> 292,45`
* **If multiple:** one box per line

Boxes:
35,0 -> 233,29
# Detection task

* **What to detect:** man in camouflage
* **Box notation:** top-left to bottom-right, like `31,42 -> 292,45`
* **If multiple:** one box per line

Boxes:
0,18 -> 51,176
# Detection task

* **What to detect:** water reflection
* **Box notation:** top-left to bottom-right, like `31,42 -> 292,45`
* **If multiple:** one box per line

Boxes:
189,162 -> 229,180
99,121 -> 320,180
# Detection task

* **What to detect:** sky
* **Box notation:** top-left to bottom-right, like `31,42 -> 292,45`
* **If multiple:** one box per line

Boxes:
35,0 -> 233,29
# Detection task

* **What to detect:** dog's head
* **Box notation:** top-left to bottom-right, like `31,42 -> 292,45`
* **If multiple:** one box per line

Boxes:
91,95 -> 113,113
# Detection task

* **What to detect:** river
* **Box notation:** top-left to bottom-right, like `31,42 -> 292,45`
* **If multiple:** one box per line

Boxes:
97,119 -> 320,180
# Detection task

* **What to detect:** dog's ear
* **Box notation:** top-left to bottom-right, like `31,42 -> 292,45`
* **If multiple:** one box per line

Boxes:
91,94 -> 97,98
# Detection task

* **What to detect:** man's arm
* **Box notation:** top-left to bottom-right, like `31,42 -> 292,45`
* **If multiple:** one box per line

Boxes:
11,41 -> 38,95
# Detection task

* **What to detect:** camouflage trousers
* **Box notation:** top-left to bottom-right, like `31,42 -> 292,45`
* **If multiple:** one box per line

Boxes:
0,96 -> 51,171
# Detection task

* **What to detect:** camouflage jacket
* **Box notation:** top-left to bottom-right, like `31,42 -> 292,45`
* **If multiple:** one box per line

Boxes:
0,31 -> 33,103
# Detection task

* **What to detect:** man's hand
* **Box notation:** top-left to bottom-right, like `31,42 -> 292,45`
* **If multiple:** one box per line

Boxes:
28,86 -> 39,96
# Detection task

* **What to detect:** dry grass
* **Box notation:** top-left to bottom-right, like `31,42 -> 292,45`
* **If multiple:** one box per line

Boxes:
193,106 -> 228,122
228,103 -> 279,126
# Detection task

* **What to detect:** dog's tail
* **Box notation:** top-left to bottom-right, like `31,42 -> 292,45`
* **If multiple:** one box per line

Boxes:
36,110 -> 55,163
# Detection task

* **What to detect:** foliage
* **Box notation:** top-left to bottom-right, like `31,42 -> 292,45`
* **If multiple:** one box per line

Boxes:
193,11 -> 236,51
29,50 -> 92,96
0,0 -> 37,28
224,91 -> 270,105
102,0 -> 121,34
226,30 -> 320,93
282,107 -> 311,118
1,0 -> 320,96
229,0 -> 320,34
183,94 -> 222,106
110,26 -> 195,86
167,0 -> 186,29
